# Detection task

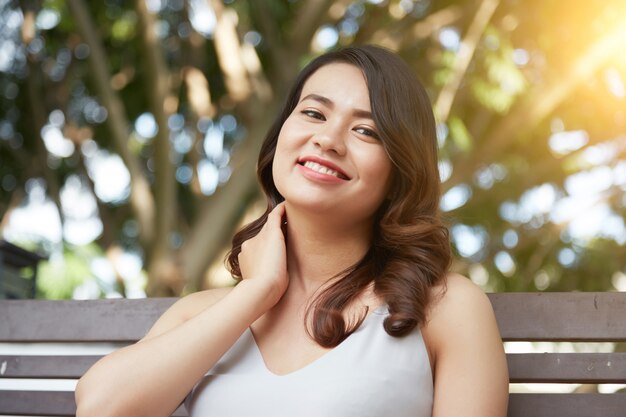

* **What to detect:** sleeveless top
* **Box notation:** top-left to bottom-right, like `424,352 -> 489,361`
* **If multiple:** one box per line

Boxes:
185,305 -> 433,417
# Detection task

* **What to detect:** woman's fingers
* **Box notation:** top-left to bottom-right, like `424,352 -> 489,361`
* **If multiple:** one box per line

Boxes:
265,202 -> 286,231
237,203 -> 289,306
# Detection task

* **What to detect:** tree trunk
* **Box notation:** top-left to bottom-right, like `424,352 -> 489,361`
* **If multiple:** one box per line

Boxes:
433,0 -> 500,123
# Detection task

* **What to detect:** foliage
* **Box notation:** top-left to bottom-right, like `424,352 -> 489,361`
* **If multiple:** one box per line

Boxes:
1,0 -> 626,299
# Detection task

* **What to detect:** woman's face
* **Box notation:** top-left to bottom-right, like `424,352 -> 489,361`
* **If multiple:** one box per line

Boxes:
272,63 -> 393,225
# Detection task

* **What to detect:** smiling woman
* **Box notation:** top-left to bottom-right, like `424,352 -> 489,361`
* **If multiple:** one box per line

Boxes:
75,46 -> 508,417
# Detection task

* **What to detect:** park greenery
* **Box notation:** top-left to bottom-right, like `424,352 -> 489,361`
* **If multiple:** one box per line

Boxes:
1,0 -> 625,299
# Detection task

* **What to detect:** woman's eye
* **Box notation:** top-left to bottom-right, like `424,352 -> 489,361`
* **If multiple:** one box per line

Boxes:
301,110 -> 325,120
354,126 -> 380,140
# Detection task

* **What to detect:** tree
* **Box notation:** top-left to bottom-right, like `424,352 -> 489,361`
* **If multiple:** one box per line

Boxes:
1,0 -> 625,298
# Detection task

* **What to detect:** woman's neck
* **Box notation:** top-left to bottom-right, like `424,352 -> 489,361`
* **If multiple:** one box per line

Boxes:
282,204 -> 372,297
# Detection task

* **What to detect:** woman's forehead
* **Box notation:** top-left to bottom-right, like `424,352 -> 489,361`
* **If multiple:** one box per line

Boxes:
298,63 -> 371,108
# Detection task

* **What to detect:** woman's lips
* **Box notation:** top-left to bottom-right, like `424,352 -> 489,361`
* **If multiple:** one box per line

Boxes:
296,156 -> 350,180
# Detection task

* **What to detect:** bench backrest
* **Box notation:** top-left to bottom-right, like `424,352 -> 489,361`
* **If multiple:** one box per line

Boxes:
1,292 -> 625,416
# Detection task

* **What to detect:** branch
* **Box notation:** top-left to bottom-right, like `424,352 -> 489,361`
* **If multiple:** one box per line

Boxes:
182,65 -> 213,199
135,0 -> 179,293
433,0 -> 500,123
184,66 -> 214,118
66,131 -> 117,249
210,0 -> 253,103
20,1 -> 37,44
67,0 -> 156,245
179,4 -> 213,199
245,0 -> 295,87
0,186 -> 24,234
400,5 -> 464,47
289,0 -> 335,51
445,16 -> 626,189
181,107 -> 277,291
18,9 -> 65,227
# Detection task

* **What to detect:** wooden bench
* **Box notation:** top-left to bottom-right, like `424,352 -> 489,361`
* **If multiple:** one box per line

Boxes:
1,292 -> 625,416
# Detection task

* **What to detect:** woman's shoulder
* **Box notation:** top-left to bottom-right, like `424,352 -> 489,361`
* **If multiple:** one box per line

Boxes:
422,273 -> 499,352
421,274 -> 509,414
429,273 -> 492,320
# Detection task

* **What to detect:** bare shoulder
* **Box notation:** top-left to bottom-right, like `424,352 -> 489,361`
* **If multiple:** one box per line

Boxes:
423,273 -> 499,352
142,286 -> 234,340
428,273 -> 493,321
423,275 -> 509,416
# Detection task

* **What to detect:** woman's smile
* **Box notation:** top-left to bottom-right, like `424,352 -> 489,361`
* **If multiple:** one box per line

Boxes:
297,155 -> 351,183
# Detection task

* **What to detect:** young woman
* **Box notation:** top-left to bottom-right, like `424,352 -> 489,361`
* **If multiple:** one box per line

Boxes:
75,45 -> 508,417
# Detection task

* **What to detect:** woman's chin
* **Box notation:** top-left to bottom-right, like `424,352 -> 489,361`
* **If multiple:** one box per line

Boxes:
282,196 -> 337,213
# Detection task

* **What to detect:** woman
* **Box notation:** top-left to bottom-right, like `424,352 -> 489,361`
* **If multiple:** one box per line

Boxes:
75,45 -> 508,417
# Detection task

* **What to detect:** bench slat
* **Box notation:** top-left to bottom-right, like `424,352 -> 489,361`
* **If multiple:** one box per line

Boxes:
0,298 -> 176,342
0,390 -> 75,416
0,355 -> 99,378
508,353 -> 626,383
2,293 -> 626,342
0,391 -> 187,416
489,293 -> 626,342
1,391 -> 623,417
3,353 -> 626,384
508,393 -> 626,417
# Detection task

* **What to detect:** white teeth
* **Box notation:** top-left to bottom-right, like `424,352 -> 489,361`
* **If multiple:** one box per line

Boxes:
303,161 -> 340,178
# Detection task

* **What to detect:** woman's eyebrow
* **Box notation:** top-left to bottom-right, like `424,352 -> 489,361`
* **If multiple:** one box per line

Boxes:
300,93 -> 373,119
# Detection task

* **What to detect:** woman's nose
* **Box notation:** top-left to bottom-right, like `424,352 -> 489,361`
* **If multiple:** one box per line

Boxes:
312,122 -> 347,155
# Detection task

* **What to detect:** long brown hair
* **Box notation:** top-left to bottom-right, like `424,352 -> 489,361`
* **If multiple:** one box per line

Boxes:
227,45 -> 451,347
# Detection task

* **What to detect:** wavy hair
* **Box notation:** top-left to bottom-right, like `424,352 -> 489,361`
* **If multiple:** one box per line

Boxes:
227,45 -> 451,347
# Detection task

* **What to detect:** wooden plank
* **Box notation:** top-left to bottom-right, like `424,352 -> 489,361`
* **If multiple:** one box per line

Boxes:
0,391 -> 75,416
3,293 -> 624,342
488,293 -> 626,342
4,352 -> 626,383
1,391 -> 624,417
0,391 -> 187,416
507,353 -> 626,383
0,355 -> 100,378
508,393 -> 626,417
0,298 -> 177,342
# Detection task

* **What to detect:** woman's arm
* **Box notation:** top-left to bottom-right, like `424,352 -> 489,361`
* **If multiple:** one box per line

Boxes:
424,274 -> 509,417
75,204 -> 289,417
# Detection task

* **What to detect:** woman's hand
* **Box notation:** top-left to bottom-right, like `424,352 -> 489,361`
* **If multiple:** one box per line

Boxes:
238,202 -> 289,307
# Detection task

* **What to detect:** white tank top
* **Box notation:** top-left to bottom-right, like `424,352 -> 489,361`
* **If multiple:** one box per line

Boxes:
185,305 -> 433,417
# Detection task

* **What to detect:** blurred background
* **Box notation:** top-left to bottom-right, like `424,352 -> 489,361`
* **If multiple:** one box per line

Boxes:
1,0 -> 626,300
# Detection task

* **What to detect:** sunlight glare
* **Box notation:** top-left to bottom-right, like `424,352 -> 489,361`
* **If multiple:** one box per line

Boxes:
134,112 -> 158,140
313,25 -> 339,51
41,124 -> 75,158
604,68 -> 625,98
5,179 -> 62,244
548,130 -> 588,156
451,224 -> 488,258
198,159 -> 219,195
60,175 -> 102,245
85,149 -> 131,203
441,184 -> 472,211
188,0 -> 216,37
564,166 -> 613,197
